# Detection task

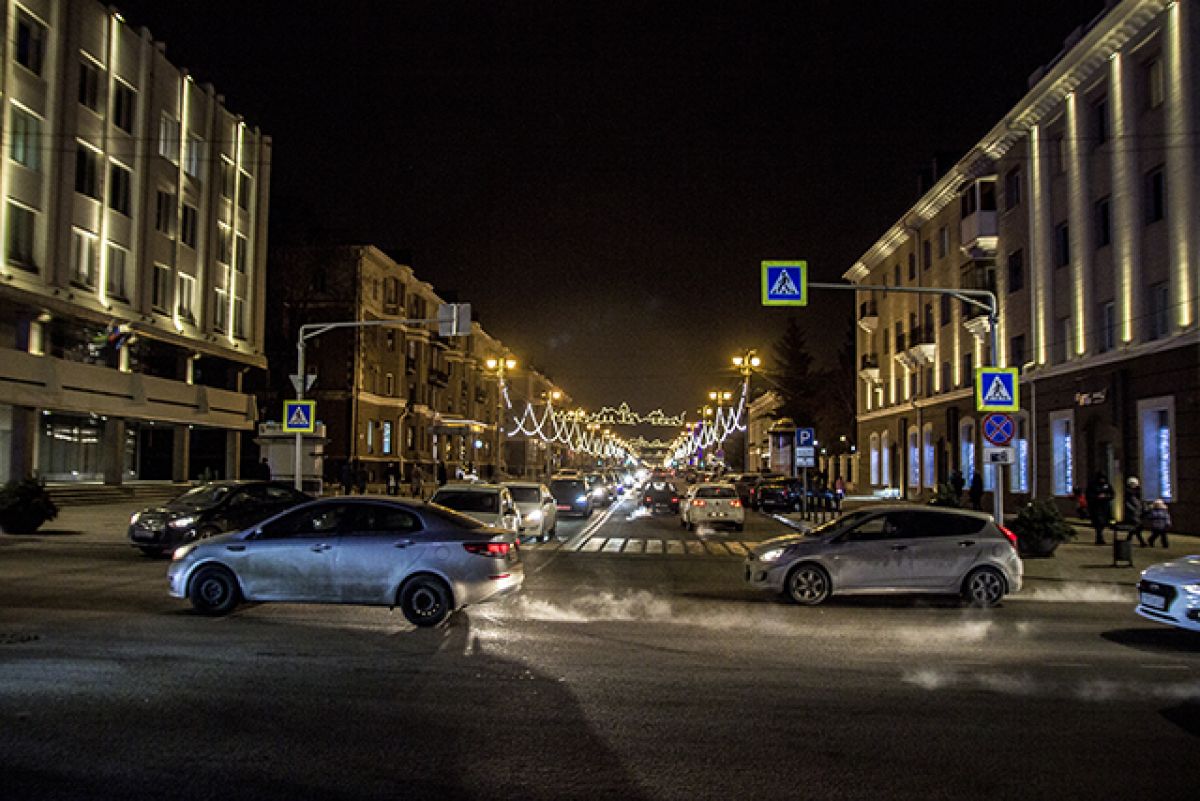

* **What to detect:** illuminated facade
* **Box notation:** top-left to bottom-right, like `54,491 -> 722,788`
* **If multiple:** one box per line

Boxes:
849,0 -> 1198,531
0,0 -> 271,485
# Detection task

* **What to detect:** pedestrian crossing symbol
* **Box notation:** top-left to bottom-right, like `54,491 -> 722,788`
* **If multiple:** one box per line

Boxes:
283,400 -> 316,433
975,367 -> 1019,412
761,261 -> 808,306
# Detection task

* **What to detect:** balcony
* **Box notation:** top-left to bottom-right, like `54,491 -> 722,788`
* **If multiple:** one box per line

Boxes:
857,301 -> 879,334
905,324 -> 936,365
858,353 -> 880,383
959,263 -> 996,342
959,177 -> 998,257
428,367 -> 449,387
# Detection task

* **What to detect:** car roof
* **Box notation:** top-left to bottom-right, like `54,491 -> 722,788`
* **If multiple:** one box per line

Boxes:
854,504 -> 993,520
434,482 -> 504,492
502,481 -> 544,488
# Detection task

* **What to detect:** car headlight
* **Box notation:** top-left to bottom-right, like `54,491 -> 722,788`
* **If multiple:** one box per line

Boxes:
168,515 -> 196,529
524,510 -> 543,523
576,495 -> 588,503
1182,584 -> 1200,595
172,543 -> 198,561
129,512 -> 142,524
758,547 -> 785,563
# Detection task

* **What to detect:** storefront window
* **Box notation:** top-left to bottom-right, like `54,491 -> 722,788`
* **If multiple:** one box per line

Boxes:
38,413 -> 103,481
907,427 -> 920,488
880,431 -> 891,488
1050,411 -> 1073,496
922,424 -> 935,488
1138,398 -> 1174,501
1010,417 -> 1029,494
869,432 -> 880,485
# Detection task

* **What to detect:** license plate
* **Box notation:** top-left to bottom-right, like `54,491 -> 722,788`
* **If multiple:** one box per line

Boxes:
1140,592 -> 1167,610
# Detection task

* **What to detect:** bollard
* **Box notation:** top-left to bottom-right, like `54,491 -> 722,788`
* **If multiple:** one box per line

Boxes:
1112,533 -> 1133,567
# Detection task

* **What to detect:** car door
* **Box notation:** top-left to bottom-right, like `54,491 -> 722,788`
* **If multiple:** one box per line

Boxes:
334,503 -> 425,604
828,511 -> 919,590
238,502 -> 348,601
904,511 -> 988,589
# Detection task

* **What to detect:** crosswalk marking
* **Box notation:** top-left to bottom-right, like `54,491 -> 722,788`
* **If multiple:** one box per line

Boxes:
581,538 -> 606,552
623,539 -> 645,554
666,540 -> 685,555
726,542 -> 748,556
602,538 -> 625,553
684,541 -> 704,555
703,542 -> 729,556
644,539 -> 663,554
524,534 -> 759,558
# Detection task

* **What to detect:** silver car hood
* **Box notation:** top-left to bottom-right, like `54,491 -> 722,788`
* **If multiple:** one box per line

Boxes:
1141,556 -> 1200,584
752,531 -> 833,555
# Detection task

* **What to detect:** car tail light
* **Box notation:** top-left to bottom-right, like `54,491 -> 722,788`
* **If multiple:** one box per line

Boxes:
998,525 -> 1018,549
730,499 -> 742,508
464,541 -> 511,558
691,499 -> 706,507
671,496 -> 678,503
644,495 -> 652,503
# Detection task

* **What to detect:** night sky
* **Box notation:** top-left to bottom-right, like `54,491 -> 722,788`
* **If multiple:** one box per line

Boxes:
118,0 -> 1104,418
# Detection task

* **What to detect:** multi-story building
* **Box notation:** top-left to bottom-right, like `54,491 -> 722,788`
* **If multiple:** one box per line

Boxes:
265,245 -> 568,489
849,0 -> 1197,531
0,0 -> 271,485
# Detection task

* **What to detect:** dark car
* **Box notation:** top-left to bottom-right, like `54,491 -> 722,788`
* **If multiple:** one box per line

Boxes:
642,477 -> 680,514
754,477 -> 802,512
550,478 -> 593,518
584,473 -> 613,507
129,481 -> 311,556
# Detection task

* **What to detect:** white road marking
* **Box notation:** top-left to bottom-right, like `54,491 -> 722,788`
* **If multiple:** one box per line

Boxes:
602,538 -> 625,553
645,539 -> 664,554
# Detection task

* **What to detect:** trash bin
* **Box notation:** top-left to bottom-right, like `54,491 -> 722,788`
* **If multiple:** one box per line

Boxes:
1113,535 -> 1133,567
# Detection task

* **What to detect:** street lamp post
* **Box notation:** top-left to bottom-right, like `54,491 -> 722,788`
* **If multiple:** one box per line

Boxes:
484,356 -> 516,480
542,389 -> 562,478
732,350 -> 761,472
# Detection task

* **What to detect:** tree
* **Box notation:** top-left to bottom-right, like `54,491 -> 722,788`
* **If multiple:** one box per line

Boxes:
816,321 -> 857,450
770,316 -> 818,427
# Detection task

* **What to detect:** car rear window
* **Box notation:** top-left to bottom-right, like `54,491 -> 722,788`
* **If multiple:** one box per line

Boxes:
912,511 -> 987,537
431,490 -> 498,514
508,486 -> 540,503
551,480 -> 585,495
696,487 -> 737,499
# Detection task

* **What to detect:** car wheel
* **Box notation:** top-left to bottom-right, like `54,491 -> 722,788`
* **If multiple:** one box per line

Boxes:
786,563 -> 831,606
962,567 -> 1006,607
189,566 -> 240,616
399,576 -> 451,627
198,525 -> 220,540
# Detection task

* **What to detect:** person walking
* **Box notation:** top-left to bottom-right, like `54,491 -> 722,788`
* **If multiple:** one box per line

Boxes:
949,470 -> 965,503
1122,476 -> 1146,547
436,460 -> 448,486
1085,471 -> 1113,546
410,465 -> 425,500
967,472 -> 984,511
339,461 -> 354,496
1146,499 -> 1172,548
386,462 -> 399,496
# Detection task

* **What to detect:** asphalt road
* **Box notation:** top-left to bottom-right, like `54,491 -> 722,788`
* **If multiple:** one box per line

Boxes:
2,490 -> 1198,800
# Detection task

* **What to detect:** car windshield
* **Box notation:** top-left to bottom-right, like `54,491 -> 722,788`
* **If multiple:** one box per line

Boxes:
696,487 -> 737,499
175,484 -> 233,506
431,491 -> 499,514
507,486 -> 540,503
424,505 -> 485,530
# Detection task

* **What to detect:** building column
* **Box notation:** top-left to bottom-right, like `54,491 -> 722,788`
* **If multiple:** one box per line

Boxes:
1165,0 -> 1196,330
1066,91 -> 1092,356
8,407 -> 38,481
226,430 -> 242,480
100,418 -> 126,485
1109,51 -> 1143,344
1028,124 -> 1053,364
172,425 -> 191,482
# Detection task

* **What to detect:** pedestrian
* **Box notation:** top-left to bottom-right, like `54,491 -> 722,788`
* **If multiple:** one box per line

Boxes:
1122,476 -> 1146,547
1085,471 -> 1113,545
968,472 -> 983,511
355,461 -> 368,494
1073,486 -> 1088,519
339,461 -> 354,496
386,462 -> 399,496
834,476 -> 846,511
949,469 -> 965,502
436,460 -> 448,486
411,465 -> 425,500
1146,499 -> 1172,548
258,457 -> 272,481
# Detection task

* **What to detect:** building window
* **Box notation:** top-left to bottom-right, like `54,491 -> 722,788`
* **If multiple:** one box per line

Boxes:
1144,166 -> 1165,223
382,421 -> 393,455
238,171 -> 252,210
6,202 -> 36,269
1007,249 -> 1024,292
216,225 -> 231,264
1148,282 -> 1170,340
155,190 -> 176,235
938,226 -> 949,259
961,352 -> 973,388
15,10 -> 47,76
106,244 -> 128,299
366,421 -> 375,454
176,273 -> 195,321
1092,96 -> 1108,145
78,59 -> 101,111
386,373 -> 395,397
213,287 -> 228,332
893,264 -> 901,286
185,135 -> 204,178
907,253 -> 916,281
75,145 -> 101,199
922,423 -> 935,489
940,361 -> 950,392
235,234 -> 248,273
922,239 -> 932,270
108,163 -> 131,216
1146,57 -> 1164,109
112,83 -> 136,134
220,158 -> 234,198
880,431 -> 891,488
1010,334 -> 1026,368
1054,222 -> 1070,267
1138,397 -> 1175,501
9,106 -> 41,171
71,229 -> 97,287
1050,412 -> 1074,496
959,419 -> 976,486
159,115 -> 180,162
233,297 -> 246,339
1096,302 -> 1115,353
907,427 -> 920,489
868,432 -> 879,485
1095,197 -> 1111,247
939,293 -> 950,323
153,264 -> 171,311
1004,167 -> 1021,210
1053,316 -> 1071,363
1010,417 -> 1029,494
180,204 -> 198,249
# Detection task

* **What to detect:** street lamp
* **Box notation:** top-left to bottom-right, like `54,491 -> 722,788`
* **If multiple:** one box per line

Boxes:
484,356 -> 516,479
732,349 -> 761,472
540,389 -> 562,477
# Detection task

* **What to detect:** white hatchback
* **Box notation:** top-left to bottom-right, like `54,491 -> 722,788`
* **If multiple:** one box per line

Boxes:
1136,556 -> 1200,633
680,483 -> 745,531
429,483 -> 521,533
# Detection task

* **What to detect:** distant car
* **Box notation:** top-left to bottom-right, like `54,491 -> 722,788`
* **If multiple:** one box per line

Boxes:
549,478 -> 593,518
1136,556 -> 1200,633
167,497 -> 523,625
753,477 -> 802,512
503,481 -> 558,542
553,469 -> 582,479
744,506 -> 1022,607
129,481 -> 311,557
642,477 -> 680,514
680,483 -> 744,531
584,473 -> 613,506
429,483 -> 521,533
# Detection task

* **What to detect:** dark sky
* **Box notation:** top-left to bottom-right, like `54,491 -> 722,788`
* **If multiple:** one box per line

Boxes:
118,0 -> 1104,417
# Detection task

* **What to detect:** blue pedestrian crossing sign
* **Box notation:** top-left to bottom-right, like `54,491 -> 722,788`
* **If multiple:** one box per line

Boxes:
761,261 -> 808,306
283,400 -> 316,433
975,367 -> 1019,412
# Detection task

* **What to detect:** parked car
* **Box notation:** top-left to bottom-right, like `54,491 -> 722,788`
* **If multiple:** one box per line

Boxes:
680,483 -> 744,531
753,477 -> 802,512
129,481 -> 311,557
1136,556 -> 1200,633
744,506 -> 1022,607
642,476 -> 680,514
549,477 -> 593,518
503,481 -> 558,542
168,497 -> 523,625
429,483 -> 521,533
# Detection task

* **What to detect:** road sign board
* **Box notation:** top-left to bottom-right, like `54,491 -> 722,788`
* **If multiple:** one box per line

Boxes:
796,445 -> 816,468
289,373 -> 317,395
975,367 -> 1019,412
796,427 -> 816,446
761,261 -> 808,306
283,400 -> 316,434
982,413 -> 1015,446
983,446 -> 1015,465
437,303 -> 472,336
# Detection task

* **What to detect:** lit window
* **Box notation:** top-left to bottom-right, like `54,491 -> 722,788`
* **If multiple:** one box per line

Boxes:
869,433 -> 880,485
382,422 -> 393,455
185,135 -> 204,178
9,106 -> 41,171
959,419 -> 976,486
159,115 -> 181,162
880,431 -> 891,488
106,244 -> 128,300
1138,398 -> 1174,501
71,229 -> 97,287
1010,417 -> 1029,494
176,273 -> 195,321
213,287 -> 228,332
907,427 -> 920,488
366,420 -> 375,454
922,423 -> 935,489
1050,412 -> 1074,496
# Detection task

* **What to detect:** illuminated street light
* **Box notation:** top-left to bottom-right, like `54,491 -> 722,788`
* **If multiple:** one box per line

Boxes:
732,349 -> 762,471
484,355 -> 517,478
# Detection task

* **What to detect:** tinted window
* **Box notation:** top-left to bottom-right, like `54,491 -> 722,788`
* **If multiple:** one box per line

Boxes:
258,503 -> 350,539
551,480 -> 585,496
845,512 -> 912,542
264,485 -> 304,502
910,512 -> 986,537
507,486 -> 540,503
696,487 -> 737,499
176,484 -> 232,506
431,490 -> 499,514
346,504 -> 421,535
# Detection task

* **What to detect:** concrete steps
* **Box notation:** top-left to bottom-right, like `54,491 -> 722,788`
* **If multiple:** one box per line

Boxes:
47,483 -> 188,507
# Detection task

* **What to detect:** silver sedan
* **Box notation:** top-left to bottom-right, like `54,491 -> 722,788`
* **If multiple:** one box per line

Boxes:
168,497 -> 523,626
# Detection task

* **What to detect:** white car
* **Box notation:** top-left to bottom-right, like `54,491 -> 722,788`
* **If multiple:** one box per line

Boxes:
680,483 -> 745,531
503,481 -> 558,542
429,483 -> 521,533
1136,556 -> 1200,632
